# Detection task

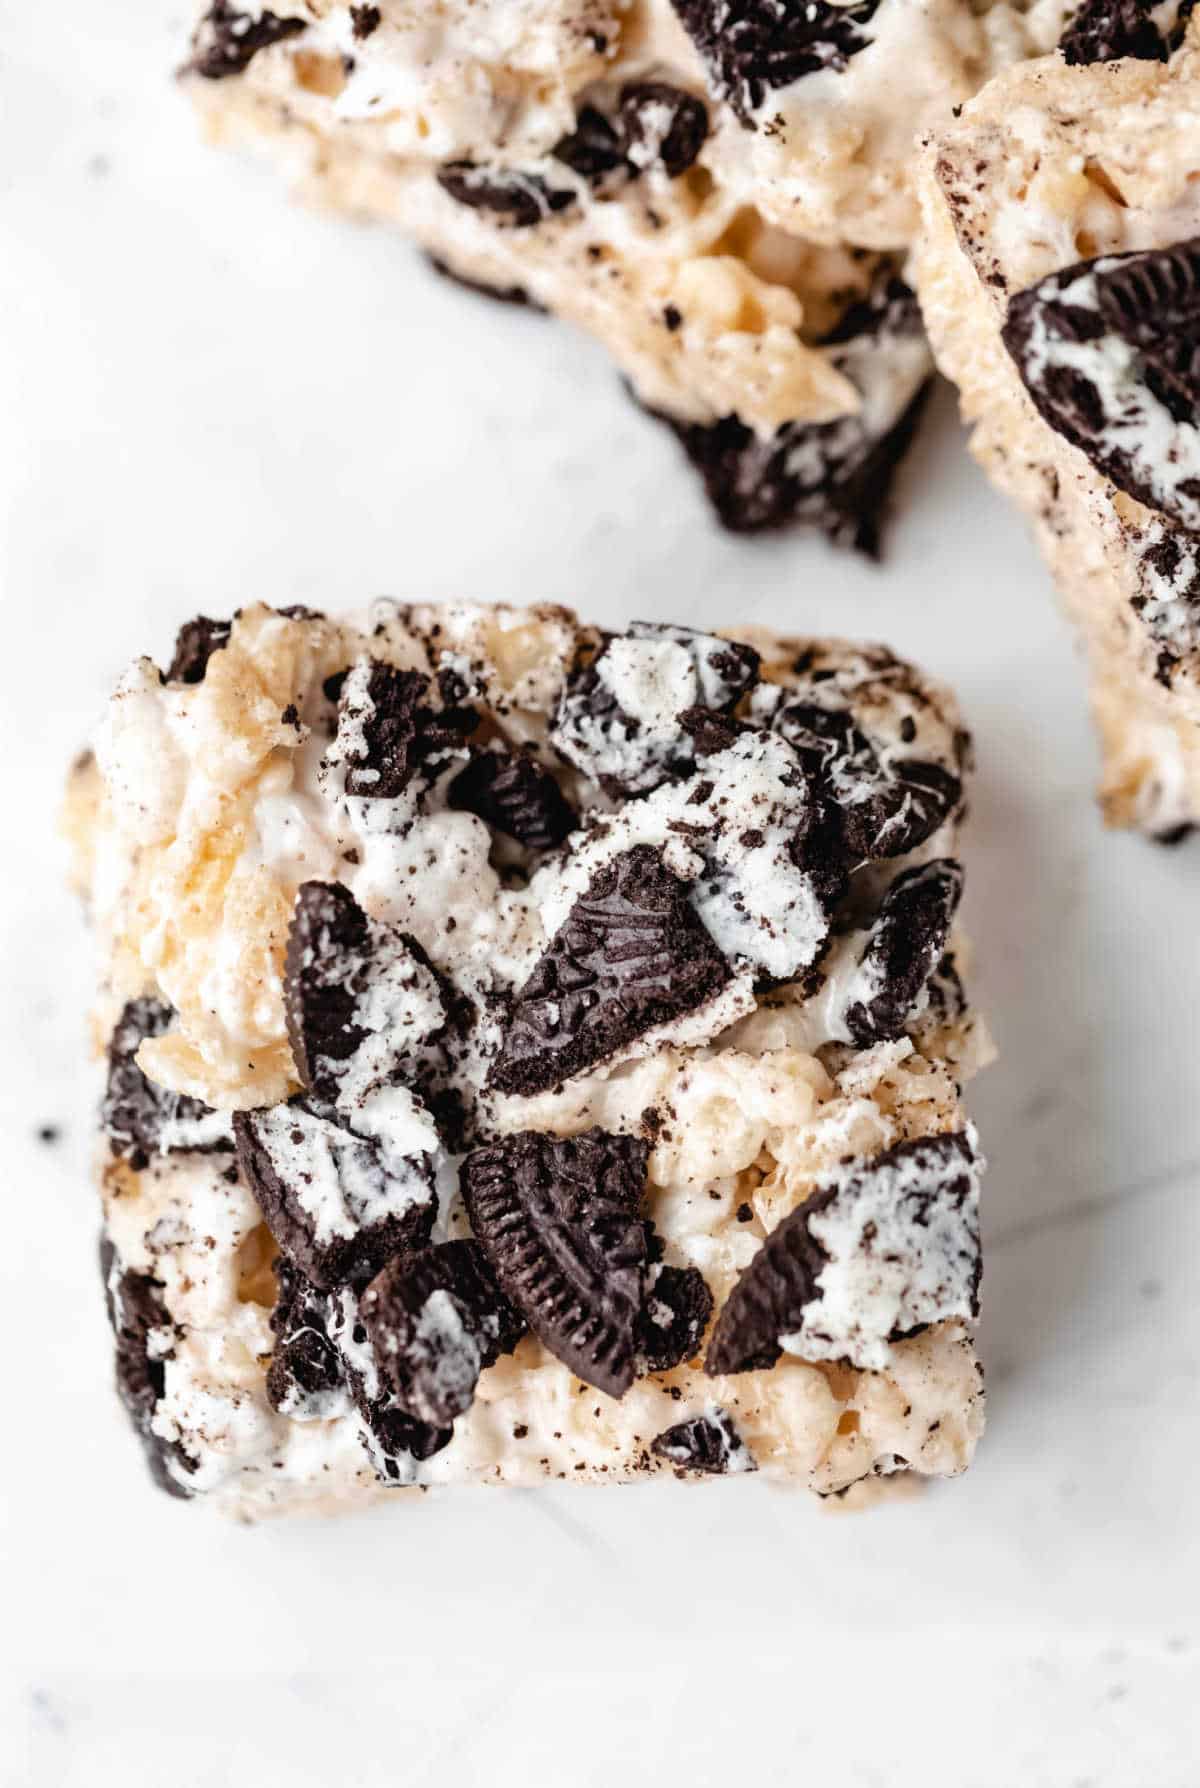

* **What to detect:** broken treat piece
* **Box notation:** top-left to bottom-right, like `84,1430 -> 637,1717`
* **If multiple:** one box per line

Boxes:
655,273 -> 933,552
706,1131 -> 983,1375
360,1240 -> 526,1425
71,601 -> 991,1512
181,3 -> 1065,544
650,1405 -> 756,1475
914,25 -> 1200,834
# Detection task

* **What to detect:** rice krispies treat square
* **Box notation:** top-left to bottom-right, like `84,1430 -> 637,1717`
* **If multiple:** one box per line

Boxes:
177,1 -> 1068,548
914,23 -> 1200,836
69,601 -> 992,1517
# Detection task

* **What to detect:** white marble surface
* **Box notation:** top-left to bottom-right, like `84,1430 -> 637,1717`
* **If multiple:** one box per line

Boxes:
3,5 -> 1200,1784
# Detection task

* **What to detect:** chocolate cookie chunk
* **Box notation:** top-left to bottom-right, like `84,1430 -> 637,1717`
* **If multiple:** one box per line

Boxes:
651,1407 -> 756,1474
707,1131 -> 982,1375
554,85 -> 708,185
283,881 -> 446,1105
332,657 -> 475,797
233,1099 -> 437,1290
637,1263 -> 714,1372
284,882 -> 372,1096
619,83 -> 709,177
447,747 -> 577,851
552,105 -> 626,181
100,1238 -> 194,1499
360,1240 -> 526,1425
437,161 -> 575,228
266,1259 -> 349,1421
102,998 -> 231,1168
462,1127 -> 650,1397
323,1285 -> 454,1479
1060,0 -> 1193,64
551,621 -> 760,797
427,254 -> 540,309
1002,240 -> 1200,531
670,0 -> 883,124
187,2 -> 306,79
655,277 -> 930,551
165,616 -> 232,684
845,859 -> 964,1046
489,846 -> 732,1097
754,691 -> 961,861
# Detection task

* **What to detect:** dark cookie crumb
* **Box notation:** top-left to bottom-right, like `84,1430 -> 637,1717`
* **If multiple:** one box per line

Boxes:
350,3 -> 381,38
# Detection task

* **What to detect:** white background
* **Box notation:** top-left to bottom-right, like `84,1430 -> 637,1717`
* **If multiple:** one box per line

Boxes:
3,6 -> 1199,1784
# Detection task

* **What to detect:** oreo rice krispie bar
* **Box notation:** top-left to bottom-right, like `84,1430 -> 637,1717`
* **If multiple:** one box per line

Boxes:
178,1 -> 1070,550
915,10 -> 1200,836
65,601 -> 992,1515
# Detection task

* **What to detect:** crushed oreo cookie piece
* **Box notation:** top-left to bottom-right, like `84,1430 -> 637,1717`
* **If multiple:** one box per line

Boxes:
100,1237 -> 195,1499
844,859 -> 964,1047
361,1240 -> 526,1425
427,254 -> 540,309
1131,519 -> 1200,665
284,882 -> 371,1095
553,104 -> 625,180
1060,0 -> 1193,63
283,880 -> 446,1100
651,1406 -> 756,1474
102,998 -> 232,1168
669,0 -> 883,125
266,1258 -> 349,1421
489,845 -> 732,1096
637,1263 -> 714,1372
187,2 -> 306,79
165,616 -> 232,684
654,277 -> 931,551
437,161 -> 575,227
620,82 -> 709,177
554,85 -> 708,185
462,1127 -> 649,1397
551,620 -> 760,797
1002,240 -> 1200,531
707,1131 -> 982,1375
325,1284 -> 454,1478
447,747 -> 577,850
349,3 -> 381,38
233,1099 -> 437,1290
328,658 -> 476,799
752,688 -> 961,861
